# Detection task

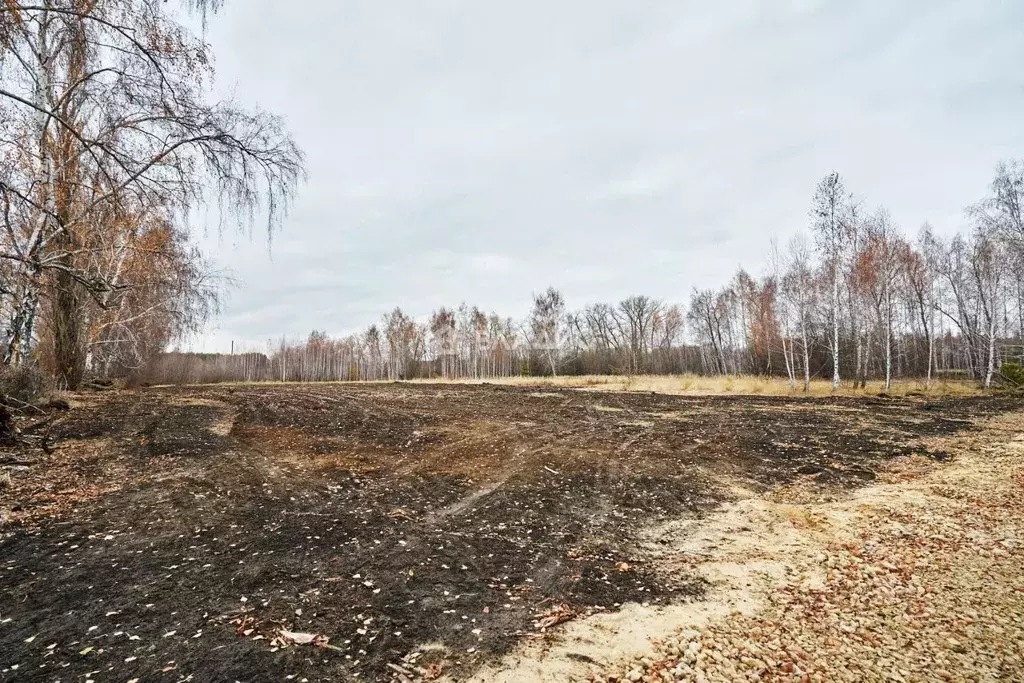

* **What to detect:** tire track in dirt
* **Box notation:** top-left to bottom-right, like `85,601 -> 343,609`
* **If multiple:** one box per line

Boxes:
477,408 -> 1024,683
2,385 -> 1019,683
421,470 -> 517,528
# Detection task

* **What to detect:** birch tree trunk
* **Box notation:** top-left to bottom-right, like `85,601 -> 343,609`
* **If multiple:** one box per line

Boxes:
831,274 -> 840,390
985,310 -> 997,389
800,315 -> 811,392
884,292 -> 893,393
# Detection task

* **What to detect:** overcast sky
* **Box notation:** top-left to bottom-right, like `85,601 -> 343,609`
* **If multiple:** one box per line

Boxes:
190,0 -> 1024,352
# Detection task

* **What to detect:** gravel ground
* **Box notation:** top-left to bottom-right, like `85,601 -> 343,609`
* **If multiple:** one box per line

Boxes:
600,411 -> 1024,683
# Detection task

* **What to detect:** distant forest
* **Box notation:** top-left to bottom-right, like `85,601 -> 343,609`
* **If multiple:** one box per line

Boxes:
150,163 -> 1024,390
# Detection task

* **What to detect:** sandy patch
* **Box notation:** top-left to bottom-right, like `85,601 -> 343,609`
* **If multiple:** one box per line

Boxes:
465,410 -> 1024,683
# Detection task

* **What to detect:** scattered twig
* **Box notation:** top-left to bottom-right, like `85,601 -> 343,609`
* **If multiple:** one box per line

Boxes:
0,395 -> 46,415
0,456 -> 35,466
387,662 -> 416,680
532,603 -> 578,631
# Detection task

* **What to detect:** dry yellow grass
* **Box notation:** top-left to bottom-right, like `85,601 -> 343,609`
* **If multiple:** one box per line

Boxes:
407,374 -> 983,397
207,374 -> 983,397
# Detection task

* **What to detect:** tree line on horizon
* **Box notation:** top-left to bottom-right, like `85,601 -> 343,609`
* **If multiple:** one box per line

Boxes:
149,162 -> 1024,390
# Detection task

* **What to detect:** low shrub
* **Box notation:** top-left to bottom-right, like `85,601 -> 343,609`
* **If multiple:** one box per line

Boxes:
0,365 -> 52,404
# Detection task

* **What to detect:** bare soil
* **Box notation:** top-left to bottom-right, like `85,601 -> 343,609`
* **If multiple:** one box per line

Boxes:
605,410 -> 1024,683
0,383 -> 1018,682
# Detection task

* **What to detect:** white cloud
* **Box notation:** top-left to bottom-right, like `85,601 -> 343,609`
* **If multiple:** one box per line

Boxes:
190,0 -> 1024,350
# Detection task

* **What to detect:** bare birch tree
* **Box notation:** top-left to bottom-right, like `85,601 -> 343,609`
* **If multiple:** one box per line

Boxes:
429,308 -> 456,379
906,225 -> 940,387
530,286 -> 564,377
0,1 -> 304,386
811,172 -> 849,390
784,234 -> 816,391
859,209 -> 905,392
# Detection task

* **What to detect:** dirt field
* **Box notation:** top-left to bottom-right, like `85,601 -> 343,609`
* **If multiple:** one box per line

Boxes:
0,383 -> 1020,682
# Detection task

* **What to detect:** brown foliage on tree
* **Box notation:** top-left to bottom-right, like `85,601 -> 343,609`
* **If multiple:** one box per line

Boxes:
0,1 -> 304,387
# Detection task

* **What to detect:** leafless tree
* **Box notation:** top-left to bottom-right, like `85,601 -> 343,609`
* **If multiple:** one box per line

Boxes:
972,160 -> 1024,366
687,289 -> 727,374
83,223 -> 221,376
783,235 -> 817,391
530,286 -> 564,377
906,225 -> 941,387
811,171 -> 850,390
971,228 -> 1005,388
655,304 -> 684,347
770,240 -> 797,388
0,1 -> 304,387
974,160 -> 1024,255
383,307 -> 417,379
429,308 -> 456,379
858,209 -> 906,392
615,295 -> 662,374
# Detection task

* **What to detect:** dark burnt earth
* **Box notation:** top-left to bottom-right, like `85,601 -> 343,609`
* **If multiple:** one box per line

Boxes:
0,384 -> 1018,682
